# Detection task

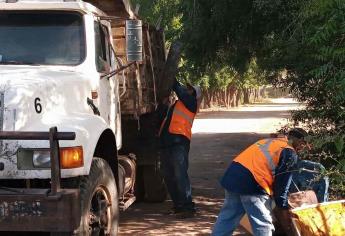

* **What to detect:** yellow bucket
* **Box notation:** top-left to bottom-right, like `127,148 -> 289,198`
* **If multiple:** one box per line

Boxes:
291,200 -> 345,236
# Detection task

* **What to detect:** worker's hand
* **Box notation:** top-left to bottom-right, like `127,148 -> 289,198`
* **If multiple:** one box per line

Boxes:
161,96 -> 169,105
273,207 -> 295,234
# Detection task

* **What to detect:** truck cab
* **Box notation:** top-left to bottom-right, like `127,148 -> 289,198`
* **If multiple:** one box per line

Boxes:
0,0 -> 144,235
0,0 -> 123,178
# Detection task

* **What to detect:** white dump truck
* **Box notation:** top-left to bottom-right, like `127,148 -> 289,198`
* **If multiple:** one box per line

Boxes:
0,0 -> 170,235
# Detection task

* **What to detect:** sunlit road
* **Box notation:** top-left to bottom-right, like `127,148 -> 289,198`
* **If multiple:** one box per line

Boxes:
119,98 -> 301,235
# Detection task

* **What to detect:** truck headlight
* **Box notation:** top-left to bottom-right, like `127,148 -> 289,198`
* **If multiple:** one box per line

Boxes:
33,151 -> 51,168
17,146 -> 84,170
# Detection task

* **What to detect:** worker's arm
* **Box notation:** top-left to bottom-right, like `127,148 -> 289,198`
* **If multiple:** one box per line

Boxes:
273,148 -> 298,208
273,207 -> 298,235
273,149 -> 299,234
173,80 -> 197,113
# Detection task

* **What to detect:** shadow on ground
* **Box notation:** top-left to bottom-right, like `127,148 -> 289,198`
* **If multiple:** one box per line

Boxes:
120,101 -> 296,235
197,110 -> 291,119
119,133 -> 268,236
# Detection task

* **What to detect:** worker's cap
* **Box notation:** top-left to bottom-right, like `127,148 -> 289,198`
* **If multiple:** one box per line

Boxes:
288,128 -> 308,140
187,83 -> 202,99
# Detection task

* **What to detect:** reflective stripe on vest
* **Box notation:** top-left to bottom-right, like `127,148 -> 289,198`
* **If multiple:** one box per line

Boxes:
168,100 -> 196,140
256,139 -> 276,176
173,108 -> 194,125
233,138 -> 293,195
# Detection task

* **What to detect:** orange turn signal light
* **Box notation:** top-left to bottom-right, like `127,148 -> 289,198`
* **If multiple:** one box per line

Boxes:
60,146 -> 84,169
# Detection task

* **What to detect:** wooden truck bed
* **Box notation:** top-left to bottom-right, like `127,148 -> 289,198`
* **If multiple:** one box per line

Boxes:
112,20 -> 166,117
85,0 -> 167,118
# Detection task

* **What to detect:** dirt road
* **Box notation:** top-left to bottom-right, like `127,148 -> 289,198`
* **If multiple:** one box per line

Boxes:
119,99 -> 300,236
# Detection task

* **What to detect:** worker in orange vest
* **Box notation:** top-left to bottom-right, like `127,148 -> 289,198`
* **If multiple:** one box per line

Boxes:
159,79 -> 201,219
212,128 -> 309,236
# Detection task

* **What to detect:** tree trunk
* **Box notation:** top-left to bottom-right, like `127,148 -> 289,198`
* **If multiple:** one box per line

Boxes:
236,90 -> 241,107
215,91 -> 220,106
243,88 -> 250,104
157,41 -> 182,102
225,87 -> 230,108
228,85 -> 236,108
223,89 -> 227,107
260,86 -> 266,98
231,89 -> 237,107
254,88 -> 259,102
210,90 -> 215,107
203,89 -> 212,108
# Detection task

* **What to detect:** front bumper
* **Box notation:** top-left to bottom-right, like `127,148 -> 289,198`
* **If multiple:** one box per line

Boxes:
0,127 -> 80,233
0,188 -> 80,232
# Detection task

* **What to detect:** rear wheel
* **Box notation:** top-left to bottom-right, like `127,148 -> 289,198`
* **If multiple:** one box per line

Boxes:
50,233 -> 71,236
134,166 -> 145,201
76,158 -> 119,236
143,165 -> 167,202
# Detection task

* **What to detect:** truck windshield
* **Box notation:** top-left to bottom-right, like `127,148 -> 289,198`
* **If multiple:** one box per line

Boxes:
0,11 -> 85,65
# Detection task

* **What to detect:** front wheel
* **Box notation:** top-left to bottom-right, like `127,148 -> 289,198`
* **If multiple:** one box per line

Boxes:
75,158 -> 119,236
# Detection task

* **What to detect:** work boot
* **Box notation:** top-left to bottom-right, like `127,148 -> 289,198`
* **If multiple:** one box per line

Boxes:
163,208 -> 176,215
175,209 -> 196,219
163,207 -> 181,215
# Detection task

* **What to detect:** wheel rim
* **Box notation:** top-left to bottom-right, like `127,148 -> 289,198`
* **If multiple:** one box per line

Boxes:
88,186 -> 112,236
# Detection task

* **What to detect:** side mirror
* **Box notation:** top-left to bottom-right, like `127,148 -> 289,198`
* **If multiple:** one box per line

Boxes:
126,20 -> 143,62
97,56 -> 111,74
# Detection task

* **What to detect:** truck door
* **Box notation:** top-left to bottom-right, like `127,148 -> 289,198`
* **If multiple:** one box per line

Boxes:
94,21 -> 122,148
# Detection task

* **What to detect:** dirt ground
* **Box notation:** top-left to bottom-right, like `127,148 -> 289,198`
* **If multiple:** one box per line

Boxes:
119,98 -> 301,236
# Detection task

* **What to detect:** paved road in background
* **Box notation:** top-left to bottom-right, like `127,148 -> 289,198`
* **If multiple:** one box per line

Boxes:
119,98 -> 301,236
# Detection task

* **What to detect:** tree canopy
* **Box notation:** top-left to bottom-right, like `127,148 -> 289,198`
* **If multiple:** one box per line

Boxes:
133,0 -> 272,103
267,0 -> 345,197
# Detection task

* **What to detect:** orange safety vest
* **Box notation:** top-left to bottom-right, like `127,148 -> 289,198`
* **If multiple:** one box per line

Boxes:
233,138 -> 294,195
159,100 -> 196,140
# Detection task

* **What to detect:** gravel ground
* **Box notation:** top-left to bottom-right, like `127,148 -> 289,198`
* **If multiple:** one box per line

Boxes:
119,99 -> 300,236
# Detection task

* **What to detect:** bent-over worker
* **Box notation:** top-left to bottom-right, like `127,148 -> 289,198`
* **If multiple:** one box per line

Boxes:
212,128 -> 309,236
159,79 -> 201,219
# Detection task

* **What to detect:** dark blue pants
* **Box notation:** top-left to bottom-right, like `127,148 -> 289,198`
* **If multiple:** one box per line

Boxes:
161,144 -> 195,211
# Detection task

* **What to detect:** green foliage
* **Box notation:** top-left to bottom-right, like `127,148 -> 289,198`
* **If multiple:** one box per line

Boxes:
270,0 -> 345,198
131,0 -> 268,97
180,0 -> 345,196
179,61 -> 238,90
180,0 -> 304,74
305,132 -> 345,199
130,0 -> 183,42
242,58 -> 267,89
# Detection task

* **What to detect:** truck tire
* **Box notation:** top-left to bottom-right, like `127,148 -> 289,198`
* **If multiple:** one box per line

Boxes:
134,166 -> 145,201
143,165 -> 167,202
50,233 -> 71,236
76,158 -> 119,236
